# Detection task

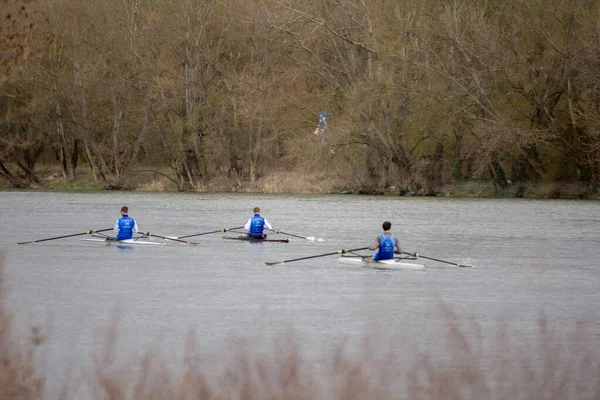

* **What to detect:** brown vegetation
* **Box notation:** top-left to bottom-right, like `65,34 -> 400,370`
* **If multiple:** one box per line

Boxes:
1,0 -> 600,197
0,254 -> 45,400
1,255 -> 599,399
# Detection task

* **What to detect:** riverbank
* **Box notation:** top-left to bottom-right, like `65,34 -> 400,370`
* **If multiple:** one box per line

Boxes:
1,166 -> 599,199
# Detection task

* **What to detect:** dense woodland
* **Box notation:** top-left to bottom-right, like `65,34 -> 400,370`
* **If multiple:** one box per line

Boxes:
1,0 -> 599,195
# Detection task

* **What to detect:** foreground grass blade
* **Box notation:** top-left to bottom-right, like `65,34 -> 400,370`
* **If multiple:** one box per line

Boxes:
18,228 -> 113,245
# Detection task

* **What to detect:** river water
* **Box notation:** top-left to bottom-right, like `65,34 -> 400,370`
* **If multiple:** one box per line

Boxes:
1,191 -> 599,397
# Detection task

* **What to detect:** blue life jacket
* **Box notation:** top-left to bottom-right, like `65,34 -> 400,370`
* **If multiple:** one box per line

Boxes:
376,233 -> 395,260
249,214 -> 265,237
116,215 -> 135,240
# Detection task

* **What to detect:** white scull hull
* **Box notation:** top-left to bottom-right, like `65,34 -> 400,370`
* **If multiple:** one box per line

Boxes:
80,238 -> 165,247
338,256 -> 426,270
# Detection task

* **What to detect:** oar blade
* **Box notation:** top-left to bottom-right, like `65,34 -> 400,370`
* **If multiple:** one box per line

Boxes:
264,261 -> 284,266
458,264 -> 473,268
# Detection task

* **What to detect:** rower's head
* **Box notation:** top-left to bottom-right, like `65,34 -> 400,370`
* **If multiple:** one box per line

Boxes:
121,206 -> 129,215
382,221 -> 392,231
253,207 -> 260,214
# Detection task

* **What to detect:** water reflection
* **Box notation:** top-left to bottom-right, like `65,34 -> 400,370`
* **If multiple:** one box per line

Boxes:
116,245 -> 135,252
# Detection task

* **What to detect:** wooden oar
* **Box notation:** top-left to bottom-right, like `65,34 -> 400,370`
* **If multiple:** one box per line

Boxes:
18,228 -> 113,245
267,228 -> 319,241
176,226 -> 244,239
265,247 -> 369,266
403,252 -> 472,268
142,232 -> 199,245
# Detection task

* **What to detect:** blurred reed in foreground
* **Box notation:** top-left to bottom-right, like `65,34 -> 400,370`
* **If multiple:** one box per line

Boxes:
1,255 -> 598,399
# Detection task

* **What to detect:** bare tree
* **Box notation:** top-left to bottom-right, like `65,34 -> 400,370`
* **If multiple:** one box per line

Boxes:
0,0 -> 35,84
0,1 -> 52,187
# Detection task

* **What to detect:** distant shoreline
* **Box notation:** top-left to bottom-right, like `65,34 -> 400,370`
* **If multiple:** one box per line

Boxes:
2,171 -> 598,200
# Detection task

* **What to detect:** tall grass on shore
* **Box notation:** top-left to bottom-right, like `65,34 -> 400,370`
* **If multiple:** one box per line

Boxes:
1,256 -> 599,399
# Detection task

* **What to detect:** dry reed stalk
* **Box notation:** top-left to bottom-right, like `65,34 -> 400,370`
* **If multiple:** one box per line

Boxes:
0,253 -> 45,400
137,180 -> 166,192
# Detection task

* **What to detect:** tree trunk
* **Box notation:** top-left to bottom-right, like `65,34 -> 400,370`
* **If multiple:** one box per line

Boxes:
490,157 -> 507,190
453,125 -> 463,180
112,98 -> 124,182
0,160 -> 25,187
10,152 -> 40,184
76,72 -> 105,183
55,100 -> 76,181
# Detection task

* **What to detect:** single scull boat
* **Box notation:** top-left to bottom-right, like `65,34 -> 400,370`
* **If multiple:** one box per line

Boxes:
338,256 -> 426,270
222,235 -> 289,243
80,238 -> 165,247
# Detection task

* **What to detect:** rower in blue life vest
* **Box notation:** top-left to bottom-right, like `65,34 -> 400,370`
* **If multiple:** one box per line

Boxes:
369,221 -> 401,261
244,207 -> 273,239
114,206 -> 139,240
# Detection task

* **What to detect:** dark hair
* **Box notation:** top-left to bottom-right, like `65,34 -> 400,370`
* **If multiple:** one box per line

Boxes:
253,207 -> 260,213
121,206 -> 129,213
382,221 -> 392,230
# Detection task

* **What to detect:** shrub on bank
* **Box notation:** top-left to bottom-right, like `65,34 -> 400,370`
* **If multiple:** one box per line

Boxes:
2,162 -> 599,199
